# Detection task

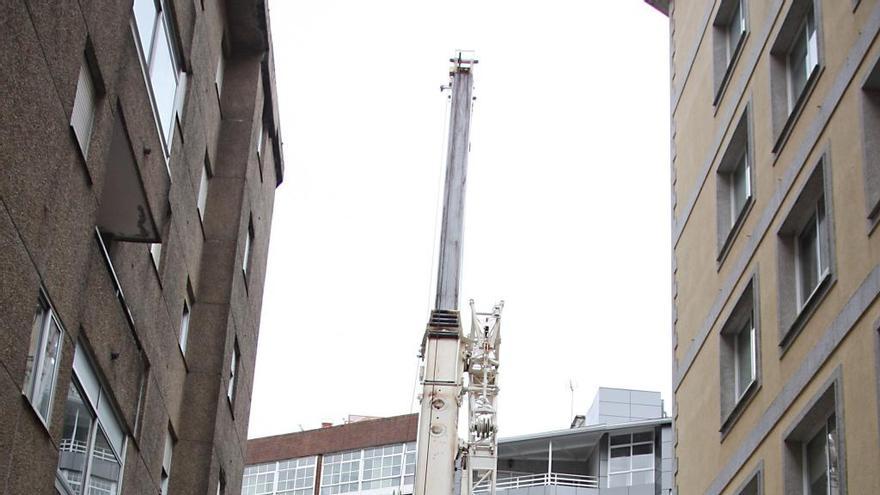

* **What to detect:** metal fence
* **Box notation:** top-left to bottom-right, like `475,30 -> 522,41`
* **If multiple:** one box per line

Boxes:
473,472 -> 599,493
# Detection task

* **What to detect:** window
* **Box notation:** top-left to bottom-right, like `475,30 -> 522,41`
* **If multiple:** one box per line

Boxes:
215,51 -> 225,102
317,443 -> 414,495
783,378 -> 843,495
256,120 -> 264,158
770,0 -> 821,151
787,9 -> 818,113
276,457 -> 316,495
227,339 -> 239,403
734,316 -> 757,399
795,198 -> 829,309
179,282 -> 192,355
150,242 -> 162,270
216,471 -> 225,495
160,428 -> 175,495
23,293 -> 63,423
777,160 -> 833,346
712,0 -> 748,101
242,463 -> 275,495
198,154 -> 211,222
861,57 -> 880,227
607,431 -> 654,488
720,279 -> 760,429
716,109 -> 753,260
243,217 -> 254,277
131,0 -> 186,157
71,58 -> 98,158
56,343 -> 126,495
242,457 -> 316,495
737,468 -> 762,495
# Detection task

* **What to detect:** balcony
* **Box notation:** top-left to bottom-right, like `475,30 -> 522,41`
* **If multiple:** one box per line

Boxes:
474,472 -> 598,495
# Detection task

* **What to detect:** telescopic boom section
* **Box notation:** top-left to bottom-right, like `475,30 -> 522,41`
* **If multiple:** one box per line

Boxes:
435,53 -> 474,312
414,52 -> 477,495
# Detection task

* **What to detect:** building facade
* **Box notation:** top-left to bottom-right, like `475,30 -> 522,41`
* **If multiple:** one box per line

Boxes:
244,414 -> 420,495
0,0 -> 283,494
243,389 -> 671,495
492,388 -> 672,495
651,0 -> 880,493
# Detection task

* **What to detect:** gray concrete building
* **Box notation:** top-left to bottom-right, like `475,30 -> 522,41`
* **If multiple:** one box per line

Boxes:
0,0 -> 283,494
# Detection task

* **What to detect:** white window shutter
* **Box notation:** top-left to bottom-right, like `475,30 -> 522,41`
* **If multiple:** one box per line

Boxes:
71,62 -> 97,158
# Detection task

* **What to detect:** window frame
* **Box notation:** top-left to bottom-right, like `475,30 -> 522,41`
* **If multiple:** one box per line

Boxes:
606,431 -> 655,488
719,276 -> 761,437
716,107 -> 755,264
793,198 -> 829,311
22,291 -> 64,426
56,343 -> 127,495
859,52 -> 880,232
776,155 -> 835,351
227,339 -> 239,404
317,442 -> 415,495
712,0 -> 749,104
130,0 -> 188,170
197,153 -> 211,224
243,216 -> 255,278
179,284 -> 192,356
733,314 -> 757,401
160,427 -> 175,495
782,369 -> 846,495
70,57 -> 99,159
769,0 -> 823,154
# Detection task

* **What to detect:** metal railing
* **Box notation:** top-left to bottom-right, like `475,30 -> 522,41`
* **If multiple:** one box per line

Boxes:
473,472 -> 599,493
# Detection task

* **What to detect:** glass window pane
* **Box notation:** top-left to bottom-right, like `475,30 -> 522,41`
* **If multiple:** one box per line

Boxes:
827,415 -> 840,494
609,473 -> 629,488
788,23 -> 809,107
736,320 -> 754,397
132,0 -> 158,55
727,0 -> 744,58
610,434 -> 630,446
632,431 -> 653,444
150,15 -> 179,145
807,425 -> 828,495
89,427 -> 121,495
631,470 -> 654,486
731,153 -> 749,221
58,385 -> 94,495
35,318 -> 62,418
609,447 -> 631,472
23,302 -> 46,397
798,212 -> 820,304
631,443 -> 653,470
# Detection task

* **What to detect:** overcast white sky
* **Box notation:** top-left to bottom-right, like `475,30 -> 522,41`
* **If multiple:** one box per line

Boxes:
249,0 -> 671,439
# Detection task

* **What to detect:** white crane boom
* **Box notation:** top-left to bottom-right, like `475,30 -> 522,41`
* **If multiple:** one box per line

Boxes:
414,52 -> 502,495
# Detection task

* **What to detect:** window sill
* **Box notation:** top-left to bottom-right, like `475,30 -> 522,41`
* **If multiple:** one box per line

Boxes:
717,196 -> 755,268
720,379 -> 760,440
779,271 -> 834,355
772,65 -> 823,157
713,33 -> 748,109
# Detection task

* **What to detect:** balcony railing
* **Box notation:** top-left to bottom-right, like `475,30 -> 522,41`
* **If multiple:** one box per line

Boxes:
474,472 -> 599,493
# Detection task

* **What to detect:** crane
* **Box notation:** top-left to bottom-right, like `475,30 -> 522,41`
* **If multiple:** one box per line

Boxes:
413,51 -> 503,495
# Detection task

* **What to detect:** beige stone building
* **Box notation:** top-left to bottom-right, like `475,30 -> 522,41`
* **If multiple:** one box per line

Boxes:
648,0 -> 880,493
